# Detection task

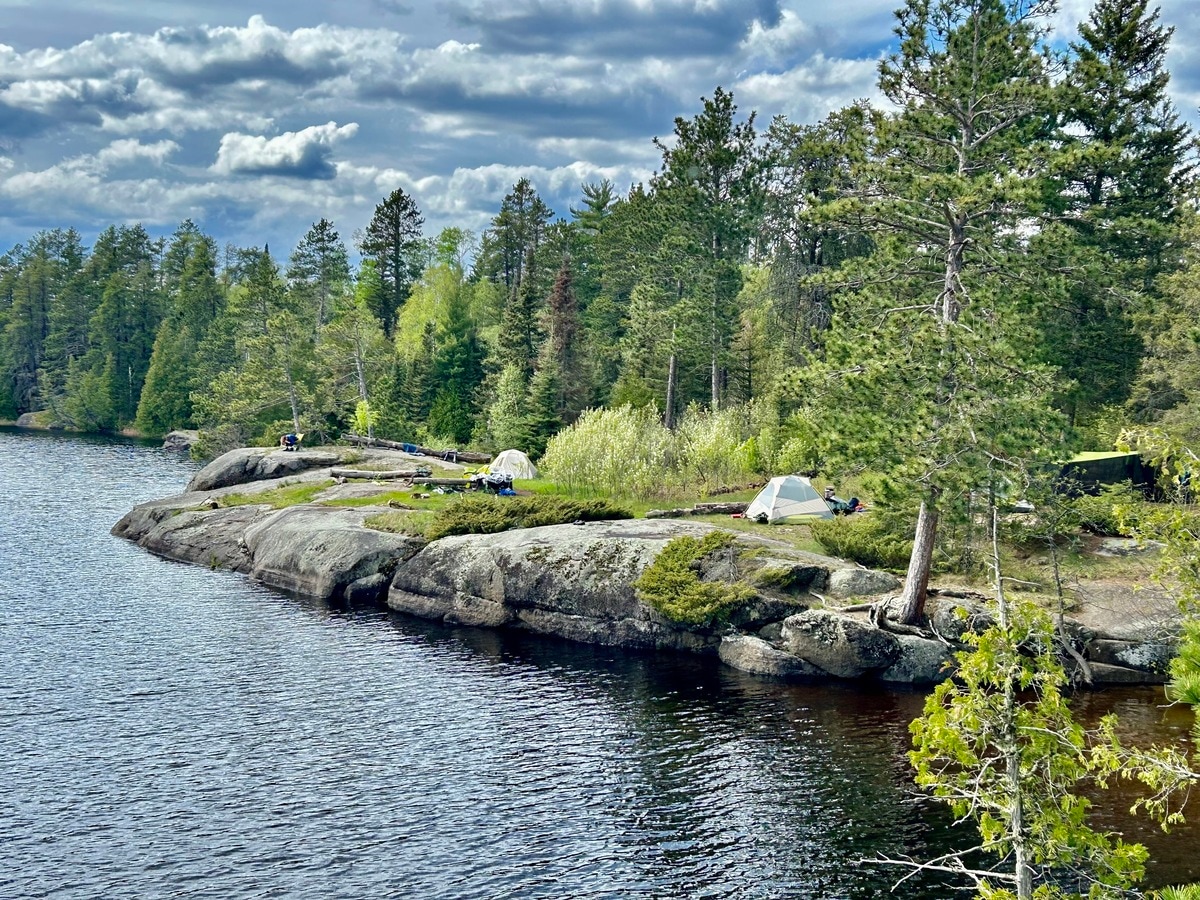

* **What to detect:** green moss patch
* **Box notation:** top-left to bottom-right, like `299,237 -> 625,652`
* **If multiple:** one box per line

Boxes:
634,531 -> 757,626
219,480 -> 333,509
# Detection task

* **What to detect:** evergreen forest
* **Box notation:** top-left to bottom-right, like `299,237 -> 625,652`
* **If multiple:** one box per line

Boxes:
2,0 -> 1197,498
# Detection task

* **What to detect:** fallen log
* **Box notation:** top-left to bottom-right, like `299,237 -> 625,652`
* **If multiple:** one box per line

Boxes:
344,434 -> 491,464
693,502 -> 749,514
330,467 -> 426,480
646,501 -> 748,519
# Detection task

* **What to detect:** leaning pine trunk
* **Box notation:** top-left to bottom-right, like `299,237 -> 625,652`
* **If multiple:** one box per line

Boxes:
895,496 -> 938,625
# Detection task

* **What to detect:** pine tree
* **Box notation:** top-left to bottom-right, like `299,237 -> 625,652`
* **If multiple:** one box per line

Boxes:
289,218 -> 350,332
652,87 -> 765,410
1034,0 -> 1196,425
497,248 -> 543,377
473,178 -> 554,302
525,350 -> 562,459
800,0 -> 1068,625
542,260 -> 585,422
486,363 -> 531,451
357,189 -> 425,336
428,285 -> 485,445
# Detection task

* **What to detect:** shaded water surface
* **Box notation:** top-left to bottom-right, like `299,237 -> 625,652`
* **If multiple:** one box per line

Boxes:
1,428 -> 1195,898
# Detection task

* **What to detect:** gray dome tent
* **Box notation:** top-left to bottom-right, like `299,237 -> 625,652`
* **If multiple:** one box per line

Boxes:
744,475 -> 833,523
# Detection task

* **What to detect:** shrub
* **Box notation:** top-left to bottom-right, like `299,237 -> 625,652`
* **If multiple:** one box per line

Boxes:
811,514 -> 913,570
425,494 -> 631,540
1072,484 -> 1145,537
634,531 -> 757,626
540,405 -> 673,498
672,403 -> 758,491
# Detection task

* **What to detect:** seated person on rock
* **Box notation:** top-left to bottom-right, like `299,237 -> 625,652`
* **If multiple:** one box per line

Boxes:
824,486 -> 865,515
279,432 -> 302,452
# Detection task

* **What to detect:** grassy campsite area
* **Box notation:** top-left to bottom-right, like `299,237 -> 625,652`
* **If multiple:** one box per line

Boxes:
291,429 -> 1166,613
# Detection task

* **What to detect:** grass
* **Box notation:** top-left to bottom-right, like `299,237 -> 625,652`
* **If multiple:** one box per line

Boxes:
218,480 -> 334,509
364,509 -> 436,537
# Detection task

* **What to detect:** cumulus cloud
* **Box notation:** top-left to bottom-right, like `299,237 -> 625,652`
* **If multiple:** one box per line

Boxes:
212,121 -> 359,179
2,1 -> 1198,258
735,54 -> 881,122
0,18 -> 402,135
739,9 -> 825,66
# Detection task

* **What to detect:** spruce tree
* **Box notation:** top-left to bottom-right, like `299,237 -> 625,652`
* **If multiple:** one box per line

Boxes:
357,189 -> 425,336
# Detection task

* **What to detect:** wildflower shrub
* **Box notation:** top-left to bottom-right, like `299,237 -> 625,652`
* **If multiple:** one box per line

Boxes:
634,531 -> 757,626
541,403 -> 785,499
425,494 -> 631,540
673,403 -> 756,494
540,405 -> 674,499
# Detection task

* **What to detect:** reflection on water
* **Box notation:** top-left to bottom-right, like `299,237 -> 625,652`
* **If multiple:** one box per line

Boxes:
0,427 -> 1195,898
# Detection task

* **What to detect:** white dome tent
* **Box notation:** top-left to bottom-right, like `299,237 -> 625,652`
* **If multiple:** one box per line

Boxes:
744,475 -> 833,524
489,449 -> 539,480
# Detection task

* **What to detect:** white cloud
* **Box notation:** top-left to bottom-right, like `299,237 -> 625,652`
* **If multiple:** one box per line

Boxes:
212,121 -> 359,178
739,9 -> 816,65
94,138 -> 179,168
735,54 -> 881,122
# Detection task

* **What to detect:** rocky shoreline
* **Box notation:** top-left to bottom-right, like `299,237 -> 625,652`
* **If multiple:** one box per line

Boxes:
112,445 -> 1182,688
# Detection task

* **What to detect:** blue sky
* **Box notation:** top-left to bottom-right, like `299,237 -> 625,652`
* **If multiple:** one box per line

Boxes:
1,0 -> 1198,260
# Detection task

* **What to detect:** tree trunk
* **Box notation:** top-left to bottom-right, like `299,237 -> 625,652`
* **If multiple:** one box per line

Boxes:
354,347 -> 372,439
665,323 -> 678,430
710,289 -> 721,411
896,496 -> 938,624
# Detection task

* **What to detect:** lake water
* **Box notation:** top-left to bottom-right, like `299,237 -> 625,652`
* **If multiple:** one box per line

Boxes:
1,427 -> 1196,898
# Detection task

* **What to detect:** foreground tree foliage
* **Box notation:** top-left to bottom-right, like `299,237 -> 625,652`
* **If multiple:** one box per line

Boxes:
904,500 -> 1152,899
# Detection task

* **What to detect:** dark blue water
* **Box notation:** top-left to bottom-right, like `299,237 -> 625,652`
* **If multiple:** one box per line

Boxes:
1,427 -> 1195,898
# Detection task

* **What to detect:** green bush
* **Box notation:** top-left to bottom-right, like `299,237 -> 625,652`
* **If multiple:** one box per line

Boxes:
425,494 -> 632,540
540,405 -> 673,498
1071,485 -> 1145,537
673,403 -> 759,491
634,531 -> 757,626
811,514 -> 913,570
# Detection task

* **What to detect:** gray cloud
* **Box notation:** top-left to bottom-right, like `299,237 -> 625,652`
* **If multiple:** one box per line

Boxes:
0,0 -> 1198,259
445,0 -> 783,57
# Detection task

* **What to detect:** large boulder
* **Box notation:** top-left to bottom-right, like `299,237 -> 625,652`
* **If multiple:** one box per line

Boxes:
780,609 -> 901,678
162,430 -> 199,452
242,505 -> 424,600
877,634 -> 956,684
131,505 -> 263,573
718,634 -> 826,679
389,518 -> 726,651
929,596 -> 994,641
1087,638 -> 1176,676
188,447 -> 341,492
1077,661 -> 1169,686
825,567 -> 902,599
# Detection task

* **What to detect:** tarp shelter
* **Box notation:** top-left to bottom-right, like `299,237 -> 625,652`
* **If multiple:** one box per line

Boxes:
489,449 -> 539,480
745,475 -> 833,524
1057,452 -> 1155,496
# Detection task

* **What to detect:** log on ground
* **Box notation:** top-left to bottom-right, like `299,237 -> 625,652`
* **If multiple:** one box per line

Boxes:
344,434 -> 491,464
